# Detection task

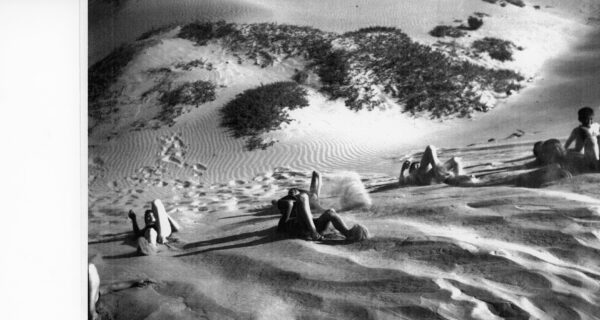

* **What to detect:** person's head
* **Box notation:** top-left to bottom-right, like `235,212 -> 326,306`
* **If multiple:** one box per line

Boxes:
409,162 -> 420,174
144,210 -> 156,226
578,106 -> 594,127
287,188 -> 300,197
536,139 -> 567,165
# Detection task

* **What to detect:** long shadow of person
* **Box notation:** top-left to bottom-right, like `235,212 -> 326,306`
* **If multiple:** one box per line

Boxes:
176,226 -> 281,257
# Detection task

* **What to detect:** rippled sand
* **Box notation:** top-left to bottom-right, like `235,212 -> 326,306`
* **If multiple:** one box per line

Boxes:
88,1 -> 600,319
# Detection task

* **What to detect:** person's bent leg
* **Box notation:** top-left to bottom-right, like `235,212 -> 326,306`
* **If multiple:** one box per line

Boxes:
297,193 -> 319,238
309,171 -> 322,197
445,157 -> 465,176
419,145 -> 441,173
314,209 -> 350,237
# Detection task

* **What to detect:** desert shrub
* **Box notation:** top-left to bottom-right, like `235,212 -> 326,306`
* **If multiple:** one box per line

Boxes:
506,0 -> 525,7
468,16 -> 484,30
178,20 -> 237,45
292,70 -> 309,84
156,80 -> 216,125
429,25 -> 466,38
159,80 -> 216,107
220,82 -> 309,139
482,0 -> 498,3
245,136 -> 276,151
89,44 -> 140,102
353,26 -> 399,33
175,22 -> 524,118
315,50 -> 351,99
174,59 -> 205,71
472,37 -> 515,61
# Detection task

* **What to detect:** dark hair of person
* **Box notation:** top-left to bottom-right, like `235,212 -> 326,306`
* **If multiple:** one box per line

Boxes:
534,139 -> 567,165
578,106 -> 594,122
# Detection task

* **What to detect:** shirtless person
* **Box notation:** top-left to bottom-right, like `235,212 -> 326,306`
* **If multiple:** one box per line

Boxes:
563,106 -> 599,170
128,199 -> 181,254
128,209 -> 159,245
399,143 -> 569,188
274,171 -> 369,242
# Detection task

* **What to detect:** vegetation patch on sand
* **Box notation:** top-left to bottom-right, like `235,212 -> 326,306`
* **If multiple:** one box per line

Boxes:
89,21 -> 525,135
88,44 -> 142,121
157,80 -> 217,126
429,25 -> 467,38
472,37 -> 516,62
220,81 -> 309,150
482,0 -> 526,8
177,22 -> 522,118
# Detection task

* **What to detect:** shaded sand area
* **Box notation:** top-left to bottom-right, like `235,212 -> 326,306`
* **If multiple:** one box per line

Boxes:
88,1 -> 600,319
89,146 -> 600,319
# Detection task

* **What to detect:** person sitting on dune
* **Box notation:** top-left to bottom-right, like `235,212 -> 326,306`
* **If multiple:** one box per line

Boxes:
88,263 -> 155,320
274,171 -> 369,242
398,145 -> 479,186
562,106 -> 599,170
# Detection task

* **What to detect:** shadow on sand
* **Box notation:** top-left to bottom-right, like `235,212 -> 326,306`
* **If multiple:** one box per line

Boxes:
176,226 -> 281,257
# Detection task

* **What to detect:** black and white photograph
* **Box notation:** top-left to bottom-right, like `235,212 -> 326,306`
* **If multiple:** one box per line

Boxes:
86,0 -> 600,319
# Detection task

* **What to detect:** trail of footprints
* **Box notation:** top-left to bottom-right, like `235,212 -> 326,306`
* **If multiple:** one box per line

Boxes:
90,137 -> 314,225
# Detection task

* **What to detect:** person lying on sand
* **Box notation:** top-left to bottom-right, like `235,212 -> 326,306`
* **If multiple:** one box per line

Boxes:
399,143 -> 577,188
128,209 -> 159,245
274,171 -> 369,242
562,106 -> 600,170
398,145 -> 479,186
128,199 -> 181,253
88,263 -> 155,320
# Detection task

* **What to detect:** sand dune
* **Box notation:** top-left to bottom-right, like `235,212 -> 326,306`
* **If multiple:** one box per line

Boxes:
89,0 -> 600,319
89,160 -> 600,319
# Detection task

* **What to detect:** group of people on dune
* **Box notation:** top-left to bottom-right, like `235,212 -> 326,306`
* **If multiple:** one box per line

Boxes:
89,106 -> 599,319
89,171 -> 368,319
398,106 -> 600,187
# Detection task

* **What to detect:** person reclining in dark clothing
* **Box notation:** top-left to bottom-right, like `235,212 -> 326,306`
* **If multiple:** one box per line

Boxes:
274,171 -> 369,242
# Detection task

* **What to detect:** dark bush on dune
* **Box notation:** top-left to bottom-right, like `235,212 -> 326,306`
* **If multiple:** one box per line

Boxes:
472,37 -> 515,61
315,50 -> 351,99
429,25 -> 466,38
89,44 -> 139,102
352,26 -> 399,33
159,80 -> 216,107
178,20 -> 238,45
88,44 -> 145,122
156,80 -> 216,125
468,16 -> 484,30
506,0 -> 526,7
220,82 -> 308,149
482,0 -> 499,4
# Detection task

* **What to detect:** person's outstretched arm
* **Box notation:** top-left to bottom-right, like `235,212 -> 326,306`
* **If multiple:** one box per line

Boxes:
128,210 -> 142,237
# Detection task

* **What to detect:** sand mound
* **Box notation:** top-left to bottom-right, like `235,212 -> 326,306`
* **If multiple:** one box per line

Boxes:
88,1 -> 600,319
